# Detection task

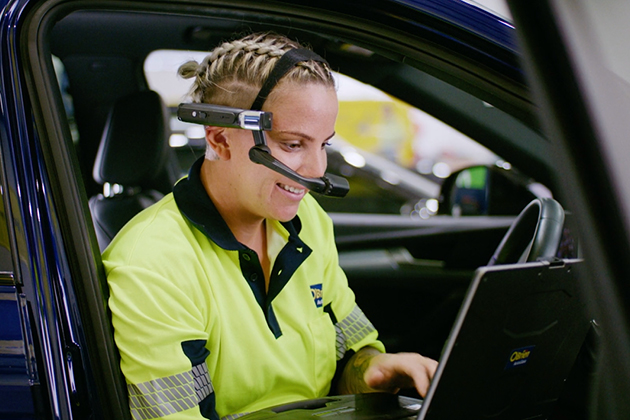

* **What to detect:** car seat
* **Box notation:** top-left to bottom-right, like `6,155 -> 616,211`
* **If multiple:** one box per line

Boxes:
89,90 -> 181,251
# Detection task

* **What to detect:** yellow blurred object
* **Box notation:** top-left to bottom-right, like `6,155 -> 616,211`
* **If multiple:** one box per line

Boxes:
336,98 -> 416,168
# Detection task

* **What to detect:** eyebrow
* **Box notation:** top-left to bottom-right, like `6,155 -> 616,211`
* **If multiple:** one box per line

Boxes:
277,130 -> 336,142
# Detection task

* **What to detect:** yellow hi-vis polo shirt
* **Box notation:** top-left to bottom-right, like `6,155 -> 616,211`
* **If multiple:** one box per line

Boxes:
104,157 -> 385,420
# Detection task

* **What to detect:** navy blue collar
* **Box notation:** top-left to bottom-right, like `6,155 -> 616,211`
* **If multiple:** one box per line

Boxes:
173,157 -> 304,250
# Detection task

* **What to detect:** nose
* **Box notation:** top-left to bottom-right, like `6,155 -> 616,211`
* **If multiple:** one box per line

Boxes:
299,148 -> 328,179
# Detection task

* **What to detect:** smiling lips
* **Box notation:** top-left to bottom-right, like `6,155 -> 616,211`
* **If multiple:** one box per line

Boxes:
278,182 -> 306,195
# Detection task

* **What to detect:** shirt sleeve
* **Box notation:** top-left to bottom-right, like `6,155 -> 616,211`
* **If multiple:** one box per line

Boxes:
106,245 -> 218,420
325,256 -> 386,359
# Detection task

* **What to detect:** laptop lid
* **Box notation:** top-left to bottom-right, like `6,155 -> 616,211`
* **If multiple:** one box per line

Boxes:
239,259 -> 590,420
418,258 -> 590,420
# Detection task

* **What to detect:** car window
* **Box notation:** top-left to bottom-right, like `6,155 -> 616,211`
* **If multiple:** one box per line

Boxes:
144,49 -> 501,217
52,55 -> 79,144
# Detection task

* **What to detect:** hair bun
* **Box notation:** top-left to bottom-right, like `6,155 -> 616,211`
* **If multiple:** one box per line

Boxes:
177,60 -> 201,79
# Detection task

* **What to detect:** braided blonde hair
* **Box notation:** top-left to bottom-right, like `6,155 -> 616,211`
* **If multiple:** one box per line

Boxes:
178,32 -> 335,109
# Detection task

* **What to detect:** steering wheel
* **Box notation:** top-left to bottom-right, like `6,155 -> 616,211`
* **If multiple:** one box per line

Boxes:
488,197 -> 565,266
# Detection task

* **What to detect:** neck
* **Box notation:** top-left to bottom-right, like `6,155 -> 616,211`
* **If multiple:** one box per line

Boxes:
200,159 -> 262,244
200,159 -> 271,286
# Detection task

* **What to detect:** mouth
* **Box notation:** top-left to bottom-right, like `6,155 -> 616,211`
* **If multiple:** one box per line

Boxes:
278,182 -> 306,195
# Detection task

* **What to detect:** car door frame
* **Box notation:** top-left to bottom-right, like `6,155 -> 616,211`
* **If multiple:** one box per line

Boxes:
18,1 -> 131,419
508,1 -> 630,418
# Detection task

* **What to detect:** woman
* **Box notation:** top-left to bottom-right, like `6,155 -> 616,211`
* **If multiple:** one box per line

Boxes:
104,32 -> 437,420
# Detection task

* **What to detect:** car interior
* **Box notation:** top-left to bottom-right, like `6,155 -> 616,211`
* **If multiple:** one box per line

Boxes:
47,4 -> 537,353
16,1 -> 588,418
89,90 -> 181,250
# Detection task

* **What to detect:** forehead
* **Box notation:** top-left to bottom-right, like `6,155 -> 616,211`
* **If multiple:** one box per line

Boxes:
265,81 -> 338,118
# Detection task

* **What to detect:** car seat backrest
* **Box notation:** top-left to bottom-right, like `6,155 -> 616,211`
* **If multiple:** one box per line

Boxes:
89,90 -> 180,251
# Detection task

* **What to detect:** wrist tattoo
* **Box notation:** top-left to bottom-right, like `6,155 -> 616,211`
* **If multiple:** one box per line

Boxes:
338,347 -> 380,394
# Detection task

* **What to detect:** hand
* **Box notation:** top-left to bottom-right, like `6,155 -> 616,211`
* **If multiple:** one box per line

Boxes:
338,347 -> 438,397
364,352 -> 438,397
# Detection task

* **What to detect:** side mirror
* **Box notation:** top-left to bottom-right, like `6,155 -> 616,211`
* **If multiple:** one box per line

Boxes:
438,165 -> 545,216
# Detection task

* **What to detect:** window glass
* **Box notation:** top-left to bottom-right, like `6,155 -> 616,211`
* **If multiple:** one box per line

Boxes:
52,56 -> 79,144
145,50 -> 500,216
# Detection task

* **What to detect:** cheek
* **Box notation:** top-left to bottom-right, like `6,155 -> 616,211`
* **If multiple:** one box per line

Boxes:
277,153 -> 302,170
262,144 -> 294,168
245,163 -> 279,190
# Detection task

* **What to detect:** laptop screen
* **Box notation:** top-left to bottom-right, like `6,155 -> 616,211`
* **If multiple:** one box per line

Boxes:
418,259 -> 590,420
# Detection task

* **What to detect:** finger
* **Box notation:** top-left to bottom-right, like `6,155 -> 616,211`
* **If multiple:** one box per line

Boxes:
407,355 -> 438,397
411,368 -> 432,396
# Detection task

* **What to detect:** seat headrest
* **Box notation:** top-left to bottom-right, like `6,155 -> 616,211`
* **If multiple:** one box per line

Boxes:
93,90 -> 174,188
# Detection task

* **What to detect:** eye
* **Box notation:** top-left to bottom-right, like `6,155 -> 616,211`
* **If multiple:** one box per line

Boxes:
282,141 -> 302,151
321,141 -> 332,149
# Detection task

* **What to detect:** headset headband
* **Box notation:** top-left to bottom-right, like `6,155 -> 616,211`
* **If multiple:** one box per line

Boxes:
250,48 -> 329,111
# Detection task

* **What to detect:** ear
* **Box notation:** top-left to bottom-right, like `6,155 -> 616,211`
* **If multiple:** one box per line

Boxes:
205,126 -> 231,160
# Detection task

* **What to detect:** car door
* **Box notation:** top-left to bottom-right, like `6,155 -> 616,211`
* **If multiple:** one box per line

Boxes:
507,1 -> 630,418
1,2 -> 130,419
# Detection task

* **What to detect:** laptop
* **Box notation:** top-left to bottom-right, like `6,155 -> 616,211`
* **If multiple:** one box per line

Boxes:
240,258 -> 591,420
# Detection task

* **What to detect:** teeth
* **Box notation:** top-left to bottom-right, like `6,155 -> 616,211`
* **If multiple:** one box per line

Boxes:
280,183 -> 305,194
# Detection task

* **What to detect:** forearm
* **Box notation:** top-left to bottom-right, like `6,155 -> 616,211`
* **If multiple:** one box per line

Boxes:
336,346 -> 382,394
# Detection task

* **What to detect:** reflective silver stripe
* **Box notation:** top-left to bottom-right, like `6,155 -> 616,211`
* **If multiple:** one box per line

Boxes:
335,305 -> 376,360
127,362 -> 213,420
192,363 -> 213,401
335,324 -> 346,360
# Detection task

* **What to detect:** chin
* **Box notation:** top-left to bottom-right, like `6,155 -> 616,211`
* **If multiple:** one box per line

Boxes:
271,206 -> 300,223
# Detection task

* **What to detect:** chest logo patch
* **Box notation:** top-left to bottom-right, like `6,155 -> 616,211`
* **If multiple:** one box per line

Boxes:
310,284 -> 323,308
